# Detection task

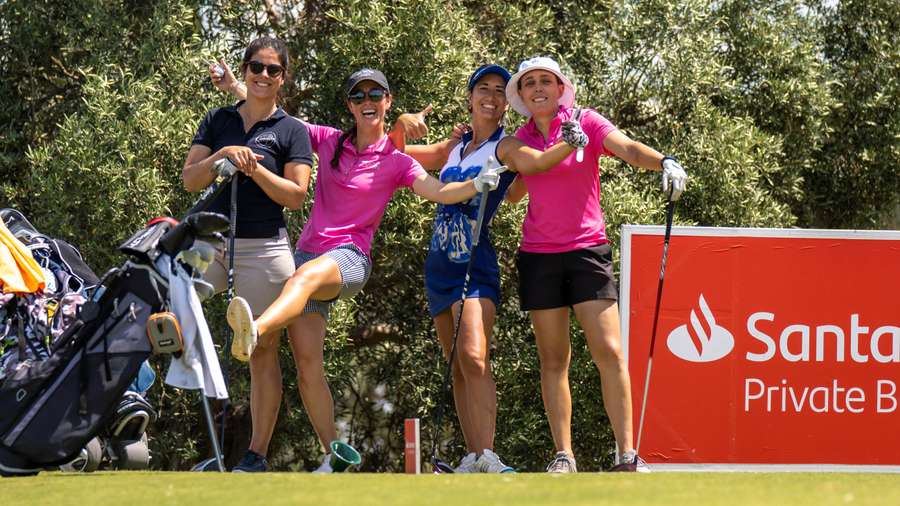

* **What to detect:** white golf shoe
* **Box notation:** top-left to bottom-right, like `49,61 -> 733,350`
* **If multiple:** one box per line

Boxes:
475,449 -> 514,473
454,452 -> 477,473
313,454 -> 333,473
226,296 -> 257,362
546,451 -> 577,473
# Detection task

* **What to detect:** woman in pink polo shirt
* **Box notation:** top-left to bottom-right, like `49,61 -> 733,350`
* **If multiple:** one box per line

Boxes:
213,66 -> 503,472
506,56 -> 687,473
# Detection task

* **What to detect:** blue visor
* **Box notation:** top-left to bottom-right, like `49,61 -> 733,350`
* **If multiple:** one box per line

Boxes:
467,64 -> 511,91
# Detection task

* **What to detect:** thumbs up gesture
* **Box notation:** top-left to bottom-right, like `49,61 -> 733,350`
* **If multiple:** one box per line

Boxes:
394,104 -> 433,141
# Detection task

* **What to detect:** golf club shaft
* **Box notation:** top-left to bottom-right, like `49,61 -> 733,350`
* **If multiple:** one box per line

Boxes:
219,176 -> 239,454
200,393 -> 225,472
635,195 -> 676,454
186,176 -> 232,216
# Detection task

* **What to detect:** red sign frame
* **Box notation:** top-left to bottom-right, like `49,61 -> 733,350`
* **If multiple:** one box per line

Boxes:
621,226 -> 900,472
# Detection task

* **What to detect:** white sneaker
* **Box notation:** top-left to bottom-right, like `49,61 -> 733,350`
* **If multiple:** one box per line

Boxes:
313,454 -> 333,473
454,452 -> 477,473
546,451 -> 577,473
475,449 -> 515,473
226,297 -> 257,362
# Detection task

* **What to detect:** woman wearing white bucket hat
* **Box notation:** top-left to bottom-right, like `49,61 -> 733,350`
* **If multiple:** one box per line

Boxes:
506,56 -> 687,473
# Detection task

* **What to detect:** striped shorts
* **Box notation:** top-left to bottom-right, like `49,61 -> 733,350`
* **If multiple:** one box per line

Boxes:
293,243 -> 371,320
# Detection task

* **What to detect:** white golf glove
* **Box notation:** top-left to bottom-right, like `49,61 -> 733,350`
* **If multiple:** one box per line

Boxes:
473,159 -> 507,193
661,156 -> 687,201
561,119 -> 589,149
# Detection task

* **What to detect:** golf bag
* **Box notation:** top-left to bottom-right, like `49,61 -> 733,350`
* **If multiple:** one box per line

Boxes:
0,209 -> 226,476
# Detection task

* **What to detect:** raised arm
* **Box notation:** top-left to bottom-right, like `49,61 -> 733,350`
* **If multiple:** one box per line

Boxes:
601,130 -> 664,171
390,107 -> 462,171
209,59 -> 247,100
603,130 -> 687,200
496,136 -> 575,175
410,173 -> 477,204
410,161 -> 505,204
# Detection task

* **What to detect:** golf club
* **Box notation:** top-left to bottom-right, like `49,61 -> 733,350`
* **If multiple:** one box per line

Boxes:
635,188 -> 677,454
430,156 -> 504,474
186,157 -> 237,472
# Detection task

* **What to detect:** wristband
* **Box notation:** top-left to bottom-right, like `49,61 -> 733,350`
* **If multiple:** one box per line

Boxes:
661,155 -> 677,170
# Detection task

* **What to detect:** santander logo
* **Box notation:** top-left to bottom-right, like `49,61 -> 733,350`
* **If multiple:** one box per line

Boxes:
667,294 -> 735,362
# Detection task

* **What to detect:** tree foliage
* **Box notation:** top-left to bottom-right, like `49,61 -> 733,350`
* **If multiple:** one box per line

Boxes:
1,0 -> 897,471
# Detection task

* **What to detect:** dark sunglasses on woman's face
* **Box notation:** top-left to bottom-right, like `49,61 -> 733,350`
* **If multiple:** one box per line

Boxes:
246,61 -> 284,77
348,88 -> 387,105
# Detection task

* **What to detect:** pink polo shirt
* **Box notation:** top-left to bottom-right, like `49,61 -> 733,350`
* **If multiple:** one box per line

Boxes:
298,123 -> 427,255
514,106 -> 618,253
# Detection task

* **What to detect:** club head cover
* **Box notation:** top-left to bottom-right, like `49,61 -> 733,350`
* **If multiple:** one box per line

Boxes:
184,211 -> 229,237
120,218 -> 175,263
158,220 -> 194,256
194,232 -> 225,251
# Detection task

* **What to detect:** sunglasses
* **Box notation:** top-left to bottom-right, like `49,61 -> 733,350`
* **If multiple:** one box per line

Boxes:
348,88 -> 388,105
245,60 -> 284,78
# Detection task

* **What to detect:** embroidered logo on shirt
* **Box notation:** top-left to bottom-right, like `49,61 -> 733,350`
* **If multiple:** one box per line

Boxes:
253,132 -> 277,149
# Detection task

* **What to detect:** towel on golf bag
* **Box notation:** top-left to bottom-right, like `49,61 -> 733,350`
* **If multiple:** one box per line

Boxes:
0,220 -> 44,294
157,257 -> 227,399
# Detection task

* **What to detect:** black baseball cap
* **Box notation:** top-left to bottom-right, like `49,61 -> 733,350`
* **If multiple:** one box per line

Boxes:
344,68 -> 391,95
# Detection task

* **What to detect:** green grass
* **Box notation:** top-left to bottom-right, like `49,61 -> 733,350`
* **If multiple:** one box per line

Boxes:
4,472 -> 899,506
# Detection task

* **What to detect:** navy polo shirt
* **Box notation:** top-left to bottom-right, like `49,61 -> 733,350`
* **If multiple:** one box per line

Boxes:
192,102 -> 314,238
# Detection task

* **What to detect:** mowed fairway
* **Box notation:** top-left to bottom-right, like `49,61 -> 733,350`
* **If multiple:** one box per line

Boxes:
4,472 -> 898,506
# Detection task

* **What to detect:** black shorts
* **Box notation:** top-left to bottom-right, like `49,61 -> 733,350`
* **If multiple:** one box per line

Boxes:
516,243 -> 618,311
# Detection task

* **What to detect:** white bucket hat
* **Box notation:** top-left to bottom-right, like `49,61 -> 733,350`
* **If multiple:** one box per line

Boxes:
505,56 -> 576,117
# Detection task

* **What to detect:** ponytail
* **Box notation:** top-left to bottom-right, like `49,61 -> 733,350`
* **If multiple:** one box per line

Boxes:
331,125 -> 357,169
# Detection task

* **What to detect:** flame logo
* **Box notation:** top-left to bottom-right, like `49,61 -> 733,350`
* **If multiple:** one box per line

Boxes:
666,294 -> 734,362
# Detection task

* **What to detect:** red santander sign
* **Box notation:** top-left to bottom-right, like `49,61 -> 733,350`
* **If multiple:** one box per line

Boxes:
621,227 -> 900,471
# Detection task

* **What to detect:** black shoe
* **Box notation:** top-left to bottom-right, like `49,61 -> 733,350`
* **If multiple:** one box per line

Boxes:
232,450 -> 268,472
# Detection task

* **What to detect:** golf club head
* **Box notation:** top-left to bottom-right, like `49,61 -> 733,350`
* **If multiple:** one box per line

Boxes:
191,457 -> 224,472
431,457 -> 455,474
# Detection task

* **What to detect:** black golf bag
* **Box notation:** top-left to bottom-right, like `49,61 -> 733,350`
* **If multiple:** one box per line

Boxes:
0,208 -> 228,476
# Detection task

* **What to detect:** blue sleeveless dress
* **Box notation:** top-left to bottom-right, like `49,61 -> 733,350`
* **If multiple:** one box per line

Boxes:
424,126 -> 516,317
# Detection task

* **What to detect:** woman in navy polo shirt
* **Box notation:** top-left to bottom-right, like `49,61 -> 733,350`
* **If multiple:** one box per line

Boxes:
182,36 -> 314,472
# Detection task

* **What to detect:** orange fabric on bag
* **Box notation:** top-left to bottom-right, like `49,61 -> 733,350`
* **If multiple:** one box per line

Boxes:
0,219 -> 45,294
